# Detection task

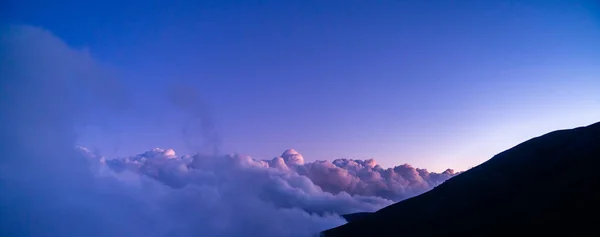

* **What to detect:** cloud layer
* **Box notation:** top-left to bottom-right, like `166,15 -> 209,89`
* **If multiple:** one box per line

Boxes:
0,25 -> 455,237
97,147 -> 456,204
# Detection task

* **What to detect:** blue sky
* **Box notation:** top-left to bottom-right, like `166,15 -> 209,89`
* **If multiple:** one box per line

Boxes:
5,0 -> 600,171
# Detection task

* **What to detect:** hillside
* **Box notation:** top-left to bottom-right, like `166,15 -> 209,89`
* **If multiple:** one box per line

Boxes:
322,121 -> 600,237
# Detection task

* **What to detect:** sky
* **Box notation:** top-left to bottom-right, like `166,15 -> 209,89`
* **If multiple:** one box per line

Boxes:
1,23 -> 458,236
4,0 -> 600,172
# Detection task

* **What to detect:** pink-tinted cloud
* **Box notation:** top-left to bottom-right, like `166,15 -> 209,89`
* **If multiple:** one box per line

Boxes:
97,147 -> 456,203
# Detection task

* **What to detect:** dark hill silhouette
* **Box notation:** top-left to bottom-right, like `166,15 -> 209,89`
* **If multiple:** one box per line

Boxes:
340,212 -> 371,223
322,121 -> 600,237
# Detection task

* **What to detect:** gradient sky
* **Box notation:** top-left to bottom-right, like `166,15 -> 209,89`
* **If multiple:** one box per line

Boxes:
5,0 -> 600,172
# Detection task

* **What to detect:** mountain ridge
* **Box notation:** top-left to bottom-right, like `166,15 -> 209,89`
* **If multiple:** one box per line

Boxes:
322,121 -> 600,236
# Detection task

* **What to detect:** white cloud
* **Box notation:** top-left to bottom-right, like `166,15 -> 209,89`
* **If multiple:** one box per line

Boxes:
100,147 -> 455,205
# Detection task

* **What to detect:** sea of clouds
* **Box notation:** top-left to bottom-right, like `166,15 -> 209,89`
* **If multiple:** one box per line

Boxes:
90,147 -> 456,204
0,25 -> 456,237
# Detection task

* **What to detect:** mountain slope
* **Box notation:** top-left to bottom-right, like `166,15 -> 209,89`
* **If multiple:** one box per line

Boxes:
340,212 -> 371,223
322,121 -> 600,237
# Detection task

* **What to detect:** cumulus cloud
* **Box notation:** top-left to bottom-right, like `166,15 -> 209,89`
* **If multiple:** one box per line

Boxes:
92,148 -> 394,215
98,147 -> 455,205
0,25 -> 456,237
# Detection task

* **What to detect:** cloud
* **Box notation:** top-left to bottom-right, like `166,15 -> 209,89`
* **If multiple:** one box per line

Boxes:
99,147 -> 456,205
94,148 -> 394,215
0,25 -> 456,237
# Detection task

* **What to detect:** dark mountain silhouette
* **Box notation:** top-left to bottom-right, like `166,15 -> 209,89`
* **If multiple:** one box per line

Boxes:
322,121 -> 600,237
340,212 -> 372,223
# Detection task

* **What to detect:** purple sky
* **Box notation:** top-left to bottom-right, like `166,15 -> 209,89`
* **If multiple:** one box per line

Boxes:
6,0 -> 600,172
